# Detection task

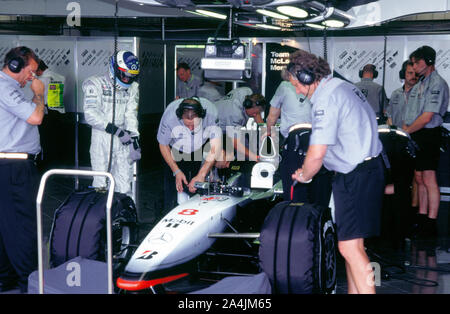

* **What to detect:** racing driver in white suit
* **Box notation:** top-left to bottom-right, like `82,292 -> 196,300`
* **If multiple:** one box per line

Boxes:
83,50 -> 140,196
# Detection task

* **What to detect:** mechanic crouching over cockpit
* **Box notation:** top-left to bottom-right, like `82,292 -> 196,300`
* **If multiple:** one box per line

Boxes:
157,97 -> 225,212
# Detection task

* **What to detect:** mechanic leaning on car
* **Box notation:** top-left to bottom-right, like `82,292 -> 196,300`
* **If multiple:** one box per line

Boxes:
157,97 -> 224,211
0,46 -> 44,293
215,86 -> 266,162
289,49 -> 385,294
266,73 -> 332,207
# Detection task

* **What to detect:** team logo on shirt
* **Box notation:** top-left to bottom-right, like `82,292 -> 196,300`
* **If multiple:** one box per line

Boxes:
353,87 -> 366,102
361,88 -> 369,98
314,110 -> 324,117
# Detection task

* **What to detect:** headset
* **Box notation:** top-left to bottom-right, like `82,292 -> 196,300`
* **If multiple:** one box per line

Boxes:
399,60 -> 409,80
243,95 -> 267,109
417,46 -> 435,66
287,62 -> 315,86
6,47 -> 31,73
359,64 -> 378,79
176,97 -> 206,119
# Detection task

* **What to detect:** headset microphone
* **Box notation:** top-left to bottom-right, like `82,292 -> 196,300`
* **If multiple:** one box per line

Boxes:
299,85 -> 310,104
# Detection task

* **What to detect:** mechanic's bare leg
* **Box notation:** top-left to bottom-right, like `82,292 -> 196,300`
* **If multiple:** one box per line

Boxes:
422,170 -> 440,219
339,238 -> 375,294
411,178 -> 419,208
415,171 -> 429,215
344,262 -> 359,294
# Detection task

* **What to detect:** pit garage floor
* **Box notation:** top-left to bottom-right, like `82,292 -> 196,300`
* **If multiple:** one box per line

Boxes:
2,166 -> 450,294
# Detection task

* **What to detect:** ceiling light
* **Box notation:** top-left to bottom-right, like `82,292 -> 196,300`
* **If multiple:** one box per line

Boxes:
305,23 -> 325,30
322,19 -> 345,28
255,24 -> 282,30
195,9 -> 227,20
276,6 -> 308,19
256,9 -> 289,20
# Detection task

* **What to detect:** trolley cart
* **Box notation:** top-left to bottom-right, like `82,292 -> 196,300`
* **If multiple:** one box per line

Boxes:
35,169 -> 116,294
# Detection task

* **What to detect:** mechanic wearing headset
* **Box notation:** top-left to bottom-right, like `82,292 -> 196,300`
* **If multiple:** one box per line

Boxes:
215,87 -> 265,162
0,46 -> 44,293
290,49 -> 385,294
403,45 -> 449,238
386,60 -> 418,128
266,71 -> 332,206
83,50 -> 140,197
157,97 -> 223,211
383,60 -> 418,244
355,63 -> 389,119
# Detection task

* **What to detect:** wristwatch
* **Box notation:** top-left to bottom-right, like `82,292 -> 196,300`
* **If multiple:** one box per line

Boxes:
173,169 -> 181,177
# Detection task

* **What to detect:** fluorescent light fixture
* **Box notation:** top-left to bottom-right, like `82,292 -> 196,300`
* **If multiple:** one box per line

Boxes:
322,19 -> 345,28
305,23 -> 325,29
276,6 -> 308,19
255,24 -> 282,30
195,9 -> 227,20
201,58 -> 246,70
256,9 -> 289,20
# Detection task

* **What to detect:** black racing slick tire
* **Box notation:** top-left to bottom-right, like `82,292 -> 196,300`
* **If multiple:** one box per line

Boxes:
259,201 -> 337,294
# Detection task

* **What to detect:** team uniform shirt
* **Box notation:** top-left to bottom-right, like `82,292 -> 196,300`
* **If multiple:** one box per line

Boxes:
386,86 -> 411,128
270,81 -> 312,138
176,73 -> 202,99
215,87 -> 253,133
197,82 -> 223,102
310,75 -> 382,174
0,71 -> 40,154
355,78 -> 388,115
403,70 -> 449,128
157,97 -> 221,154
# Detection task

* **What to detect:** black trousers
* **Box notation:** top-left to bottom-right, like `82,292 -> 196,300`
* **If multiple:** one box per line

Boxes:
0,159 -> 39,292
280,129 -> 332,208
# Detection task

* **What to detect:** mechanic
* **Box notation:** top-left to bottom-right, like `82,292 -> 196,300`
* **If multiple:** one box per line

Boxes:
266,72 -> 332,206
157,97 -> 223,211
197,76 -> 223,102
290,49 -> 385,294
176,62 -> 202,99
403,45 -> 449,238
0,46 -> 44,293
387,60 -> 418,128
24,59 -> 67,172
216,87 -> 265,162
355,64 -> 389,119
83,50 -> 141,197
384,60 -> 418,243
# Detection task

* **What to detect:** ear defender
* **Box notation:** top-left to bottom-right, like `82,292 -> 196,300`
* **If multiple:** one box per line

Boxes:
7,47 -> 30,73
243,96 -> 254,109
399,61 -> 408,80
287,62 -> 315,86
359,64 -> 378,79
176,97 -> 206,119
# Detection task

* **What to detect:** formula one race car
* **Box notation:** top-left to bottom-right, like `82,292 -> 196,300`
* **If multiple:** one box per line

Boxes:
116,165 -> 280,293
116,133 -> 338,294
